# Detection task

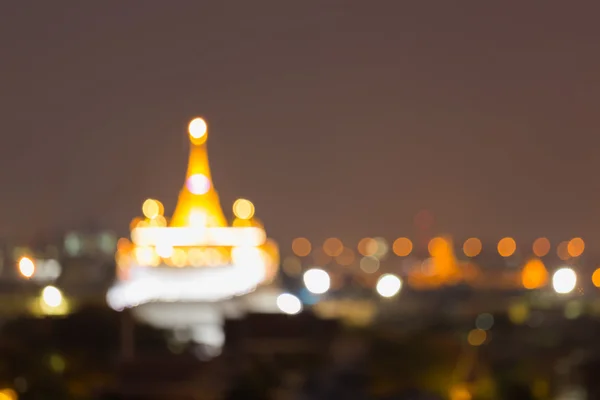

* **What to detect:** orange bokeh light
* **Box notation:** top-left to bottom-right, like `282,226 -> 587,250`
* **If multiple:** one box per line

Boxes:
463,238 -> 482,258
521,258 -> 548,289
532,237 -> 550,257
323,237 -> 344,257
497,237 -> 516,257
557,241 -> 570,261
392,237 -> 413,257
567,237 -> 585,258
292,237 -> 311,257
592,268 -> 600,288
357,238 -> 377,256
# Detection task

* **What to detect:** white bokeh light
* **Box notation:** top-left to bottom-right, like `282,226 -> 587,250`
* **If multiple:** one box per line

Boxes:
552,267 -> 577,294
276,293 -> 302,315
303,268 -> 330,294
42,286 -> 63,308
376,274 -> 402,298
186,174 -> 211,195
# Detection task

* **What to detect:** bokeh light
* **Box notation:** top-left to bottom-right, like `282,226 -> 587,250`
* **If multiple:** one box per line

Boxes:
292,238 -> 311,257
323,238 -> 344,257
376,274 -> 402,298
186,174 -> 211,195
41,286 -> 63,308
467,329 -> 487,346
233,199 -> 255,220
303,268 -> 330,294
463,237 -> 482,258
428,237 -> 449,257
188,117 -> 208,143
475,313 -> 494,330
0,389 -> 17,400
392,237 -> 412,257
567,237 -> 585,257
552,267 -> 577,294
357,238 -> 377,256
360,256 -> 380,273
532,237 -> 550,257
521,258 -> 548,289
142,199 -> 160,219
372,237 -> 389,259
592,268 -> 600,288
497,237 -> 516,257
276,293 -> 302,315
557,241 -> 570,261
18,257 -> 35,278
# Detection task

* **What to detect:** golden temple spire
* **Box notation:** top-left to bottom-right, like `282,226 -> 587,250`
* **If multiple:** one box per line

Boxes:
169,117 -> 228,228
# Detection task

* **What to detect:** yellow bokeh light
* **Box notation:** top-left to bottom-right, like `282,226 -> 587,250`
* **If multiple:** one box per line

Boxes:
142,199 -> 160,219
18,256 -> 35,278
188,117 -> 208,144
463,237 -> 482,258
497,237 -> 516,257
323,237 -> 344,257
521,258 -> 548,289
392,237 -> 412,257
467,329 -> 487,346
0,388 -> 17,400
357,238 -> 377,256
532,237 -> 550,257
233,198 -> 255,220
592,268 -> 600,288
292,237 -> 311,257
449,385 -> 471,400
567,237 -> 585,258
557,241 -> 570,261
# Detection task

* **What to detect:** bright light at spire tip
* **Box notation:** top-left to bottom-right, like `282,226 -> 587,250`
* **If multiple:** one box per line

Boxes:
188,117 -> 208,143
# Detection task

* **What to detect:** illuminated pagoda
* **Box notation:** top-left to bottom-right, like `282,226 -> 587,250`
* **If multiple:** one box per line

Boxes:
107,117 -> 280,349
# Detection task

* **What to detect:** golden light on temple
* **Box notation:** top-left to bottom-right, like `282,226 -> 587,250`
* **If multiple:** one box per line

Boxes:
462,237 -> 482,257
357,237 -> 377,256
188,117 -> 208,144
567,237 -> 585,257
142,199 -> 161,219
521,258 -> 548,289
392,237 -> 412,256
107,116 -> 279,318
323,237 -> 344,257
233,198 -> 255,220
18,256 -> 35,278
292,237 -> 311,257
557,241 -> 570,261
592,268 -> 600,288
532,237 -> 550,257
497,237 -> 516,257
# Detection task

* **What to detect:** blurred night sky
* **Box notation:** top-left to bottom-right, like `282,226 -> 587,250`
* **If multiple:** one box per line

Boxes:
2,1 -> 600,247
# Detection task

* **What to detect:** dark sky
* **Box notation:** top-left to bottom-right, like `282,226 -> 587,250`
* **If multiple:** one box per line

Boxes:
2,2 -> 600,248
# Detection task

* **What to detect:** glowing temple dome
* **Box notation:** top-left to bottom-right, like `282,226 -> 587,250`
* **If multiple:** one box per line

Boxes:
107,117 -> 280,348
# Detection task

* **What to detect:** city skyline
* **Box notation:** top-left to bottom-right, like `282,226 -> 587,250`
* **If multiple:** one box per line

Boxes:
2,2 -> 600,246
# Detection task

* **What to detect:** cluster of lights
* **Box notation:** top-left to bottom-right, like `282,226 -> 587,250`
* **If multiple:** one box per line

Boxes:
108,117 -> 279,311
291,236 -> 588,261
283,236 -> 600,294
